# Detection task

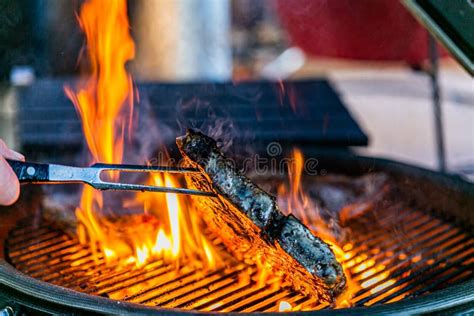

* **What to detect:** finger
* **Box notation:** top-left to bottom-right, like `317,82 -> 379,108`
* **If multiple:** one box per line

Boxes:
0,139 -> 25,161
0,155 -> 20,206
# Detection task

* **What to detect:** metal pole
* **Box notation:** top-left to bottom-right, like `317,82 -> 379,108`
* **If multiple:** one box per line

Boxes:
428,35 -> 446,172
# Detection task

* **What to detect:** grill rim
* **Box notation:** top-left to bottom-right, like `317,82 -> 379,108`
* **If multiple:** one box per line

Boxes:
1,261 -> 473,315
1,153 -> 473,314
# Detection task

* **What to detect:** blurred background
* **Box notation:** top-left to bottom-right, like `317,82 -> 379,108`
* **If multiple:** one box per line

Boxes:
0,0 -> 472,179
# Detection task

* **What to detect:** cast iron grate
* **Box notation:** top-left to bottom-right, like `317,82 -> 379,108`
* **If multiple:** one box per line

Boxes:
5,205 -> 473,312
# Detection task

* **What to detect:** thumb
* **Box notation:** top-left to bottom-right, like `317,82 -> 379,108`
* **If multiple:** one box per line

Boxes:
0,155 -> 20,206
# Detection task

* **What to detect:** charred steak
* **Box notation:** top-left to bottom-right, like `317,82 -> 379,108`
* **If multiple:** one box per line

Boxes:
176,129 -> 346,302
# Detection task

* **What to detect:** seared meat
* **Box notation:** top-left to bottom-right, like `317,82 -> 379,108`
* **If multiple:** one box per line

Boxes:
176,129 -> 346,302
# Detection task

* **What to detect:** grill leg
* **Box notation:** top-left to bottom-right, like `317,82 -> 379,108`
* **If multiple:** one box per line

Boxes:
428,35 -> 446,172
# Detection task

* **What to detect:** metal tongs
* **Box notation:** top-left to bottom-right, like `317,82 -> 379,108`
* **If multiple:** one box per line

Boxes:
6,159 -> 216,197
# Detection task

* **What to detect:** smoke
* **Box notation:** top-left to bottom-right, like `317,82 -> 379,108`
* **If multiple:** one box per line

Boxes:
124,94 -> 175,164
174,94 -> 245,154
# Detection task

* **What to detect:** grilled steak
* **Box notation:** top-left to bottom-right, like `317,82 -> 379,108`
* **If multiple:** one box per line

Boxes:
176,129 -> 346,302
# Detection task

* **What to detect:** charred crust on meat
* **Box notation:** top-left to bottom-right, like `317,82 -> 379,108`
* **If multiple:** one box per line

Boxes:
177,129 -> 346,302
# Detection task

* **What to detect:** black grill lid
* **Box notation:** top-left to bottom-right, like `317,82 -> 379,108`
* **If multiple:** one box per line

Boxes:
403,0 -> 474,75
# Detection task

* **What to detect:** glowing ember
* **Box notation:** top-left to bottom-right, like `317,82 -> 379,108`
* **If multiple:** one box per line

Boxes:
361,271 -> 391,289
353,259 -> 376,274
369,279 -> 396,295
278,301 -> 292,312
64,0 -> 218,269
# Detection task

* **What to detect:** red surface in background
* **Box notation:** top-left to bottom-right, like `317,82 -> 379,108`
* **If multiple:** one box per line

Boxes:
275,0 -> 446,64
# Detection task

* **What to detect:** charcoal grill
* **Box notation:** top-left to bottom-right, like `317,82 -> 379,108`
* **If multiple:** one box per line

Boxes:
1,79 -> 473,314
1,153 -> 473,315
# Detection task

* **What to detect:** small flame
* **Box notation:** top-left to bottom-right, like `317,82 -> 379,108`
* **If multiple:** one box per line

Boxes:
287,149 -> 308,223
153,229 -> 172,254
278,148 -> 334,242
136,245 -> 150,267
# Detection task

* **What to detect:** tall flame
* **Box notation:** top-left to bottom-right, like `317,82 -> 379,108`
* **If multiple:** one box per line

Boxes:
64,0 -> 218,269
65,0 -> 135,165
64,0 -> 135,266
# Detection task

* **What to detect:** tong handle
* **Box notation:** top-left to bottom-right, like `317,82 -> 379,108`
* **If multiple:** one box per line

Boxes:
6,159 -> 49,183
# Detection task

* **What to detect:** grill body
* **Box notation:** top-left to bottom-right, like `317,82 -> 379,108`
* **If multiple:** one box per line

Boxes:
0,153 -> 473,314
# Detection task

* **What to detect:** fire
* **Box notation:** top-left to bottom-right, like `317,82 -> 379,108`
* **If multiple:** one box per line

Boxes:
278,148 -> 361,307
62,0 -> 403,306
278,148 -> 334,242
64,0 -> 218,269
153,229 -> 171,254
286,149 -> 308,224
64,0 -> 135,165
165,176 -> 181,257
131,173 -> 221,268
276,148 -> 409,308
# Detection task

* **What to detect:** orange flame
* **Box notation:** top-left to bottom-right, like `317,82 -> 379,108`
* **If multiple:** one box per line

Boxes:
65,0 -> 218,269
287,149 -> 308,223
278,148 -> 361,307
65,0 -> 135,165
276,148 -> 408,307
279,148 -> 333,241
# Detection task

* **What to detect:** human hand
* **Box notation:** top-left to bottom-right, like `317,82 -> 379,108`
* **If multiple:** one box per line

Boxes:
0,139 -> 25,205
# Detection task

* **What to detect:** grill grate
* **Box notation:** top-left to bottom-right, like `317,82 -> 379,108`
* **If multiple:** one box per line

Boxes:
5,206 -> 474,312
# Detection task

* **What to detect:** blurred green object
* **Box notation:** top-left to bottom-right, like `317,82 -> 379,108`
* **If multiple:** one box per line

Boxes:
403,0 -> 474,75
